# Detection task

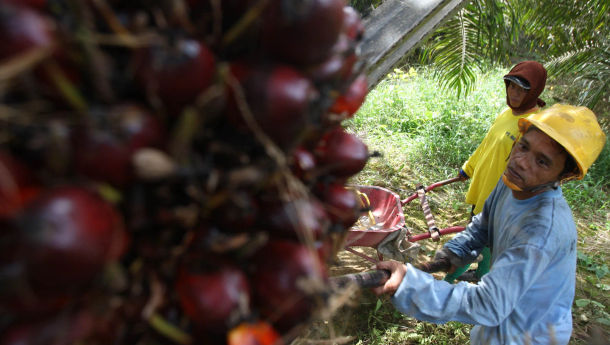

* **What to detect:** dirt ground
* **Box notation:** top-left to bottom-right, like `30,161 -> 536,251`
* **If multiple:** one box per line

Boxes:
329,247 -> 379,276
290,244 -> 465,345
295,246 -> 444,345
329,241 -> 445,278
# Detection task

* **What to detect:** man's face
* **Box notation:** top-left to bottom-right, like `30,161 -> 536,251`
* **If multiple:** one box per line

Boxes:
507,81 -> 527,108
504,128 -> 568,193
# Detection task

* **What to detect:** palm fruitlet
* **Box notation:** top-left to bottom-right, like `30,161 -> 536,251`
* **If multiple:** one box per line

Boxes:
176,266 -> 250,332
16,187 -> 127,292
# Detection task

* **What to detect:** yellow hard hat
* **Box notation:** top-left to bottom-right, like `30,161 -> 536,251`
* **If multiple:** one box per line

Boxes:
518,104 -> 606,180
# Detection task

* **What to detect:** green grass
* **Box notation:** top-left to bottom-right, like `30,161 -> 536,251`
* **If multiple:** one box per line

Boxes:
305,65 -> 610,344
350,67 -> 506,172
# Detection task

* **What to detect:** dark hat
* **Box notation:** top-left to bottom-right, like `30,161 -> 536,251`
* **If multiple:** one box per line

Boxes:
504,61 -> 547,112
503,75 -> 530,90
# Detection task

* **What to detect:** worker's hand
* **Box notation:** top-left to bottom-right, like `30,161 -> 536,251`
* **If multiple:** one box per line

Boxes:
371,260 -> 407,296
457,168 -> 469,181
417,257 -> 455,273
434,248 -> 464,273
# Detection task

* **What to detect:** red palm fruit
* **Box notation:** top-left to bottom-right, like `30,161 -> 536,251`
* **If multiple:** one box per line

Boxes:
0,151 -> 40,220
176,266 -> 250,332
261,198 -> 330,240
315,182 -> 361,230
0,4 -> 55,61
261,0 -> 346,66
290,146 -> 316,181
305,34 -> 357,86
99,103 -> 166,152
72,103 -> 165,187
16,186 -> 127,292
227,321 -> 283,345
72,132 -> 132,187
302,5 -> 363,87
227,63 -> 318,149
251,240 -> 327,331
132,39 -> 216,115
0,0 -> 47,11
306,5 -> 362,84
314,127 -> 368,178
328,74 -> 368,118
341,5 -> 364,40
306,51 -> 348,86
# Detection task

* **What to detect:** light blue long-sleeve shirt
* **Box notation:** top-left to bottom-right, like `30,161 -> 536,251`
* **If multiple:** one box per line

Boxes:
391,181 -> 577,345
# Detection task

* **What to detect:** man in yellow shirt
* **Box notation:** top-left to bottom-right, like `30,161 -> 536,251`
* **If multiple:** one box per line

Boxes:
446,61 -> 548,283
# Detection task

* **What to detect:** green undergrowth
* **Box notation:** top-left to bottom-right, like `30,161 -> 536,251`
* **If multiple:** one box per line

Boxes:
313,65 -> 610,344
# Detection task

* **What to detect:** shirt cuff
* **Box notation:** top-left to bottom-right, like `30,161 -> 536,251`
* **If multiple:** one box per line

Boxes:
390,263 -> 466,323
390,263 -> 435,312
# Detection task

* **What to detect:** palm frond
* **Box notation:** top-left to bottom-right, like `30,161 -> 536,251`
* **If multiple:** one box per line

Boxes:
431,9 -> 481,97
546,36 -> 609,109
546,46 -> 597,76
415,0 -> 608,106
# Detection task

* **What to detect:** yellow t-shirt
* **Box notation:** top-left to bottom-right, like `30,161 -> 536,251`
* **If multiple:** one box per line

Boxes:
462,107 -> 540,214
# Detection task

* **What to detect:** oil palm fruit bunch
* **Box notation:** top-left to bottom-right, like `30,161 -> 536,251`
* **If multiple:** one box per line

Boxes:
0,0 -> 371,344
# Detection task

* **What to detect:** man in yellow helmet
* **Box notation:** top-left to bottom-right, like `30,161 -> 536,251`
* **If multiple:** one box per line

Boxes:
372,104 -> 606,345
